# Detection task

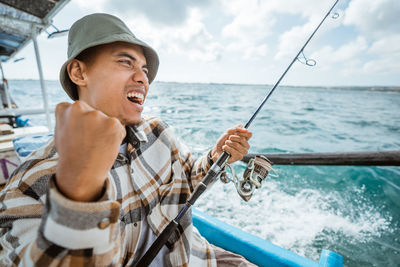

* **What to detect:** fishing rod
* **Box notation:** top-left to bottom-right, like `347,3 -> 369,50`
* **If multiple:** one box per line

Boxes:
133,0 -> 339,265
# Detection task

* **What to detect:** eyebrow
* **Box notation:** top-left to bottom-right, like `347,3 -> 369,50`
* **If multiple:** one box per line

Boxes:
116,52 -> 148,68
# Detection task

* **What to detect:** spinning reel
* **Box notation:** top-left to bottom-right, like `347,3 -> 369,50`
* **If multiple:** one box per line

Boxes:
220,156 -> 278,201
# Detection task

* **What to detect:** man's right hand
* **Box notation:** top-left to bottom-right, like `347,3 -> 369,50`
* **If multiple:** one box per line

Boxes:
55,101 -> 126,202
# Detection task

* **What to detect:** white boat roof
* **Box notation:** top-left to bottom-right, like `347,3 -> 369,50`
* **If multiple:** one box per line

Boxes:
0,0 -> 70,62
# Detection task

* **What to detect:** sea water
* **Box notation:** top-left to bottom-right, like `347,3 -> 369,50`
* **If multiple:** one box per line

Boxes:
8,80 -> 400,266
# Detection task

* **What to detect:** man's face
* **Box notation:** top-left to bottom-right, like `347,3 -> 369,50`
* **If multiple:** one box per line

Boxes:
78,42 -> 149,125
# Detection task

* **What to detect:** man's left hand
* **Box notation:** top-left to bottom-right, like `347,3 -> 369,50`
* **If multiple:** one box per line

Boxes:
211,124 -> 252,164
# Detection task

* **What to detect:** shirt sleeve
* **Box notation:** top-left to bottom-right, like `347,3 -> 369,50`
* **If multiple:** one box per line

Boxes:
0,170 -> 122,266
173,134 -> 215,192
150,117 -> 215,193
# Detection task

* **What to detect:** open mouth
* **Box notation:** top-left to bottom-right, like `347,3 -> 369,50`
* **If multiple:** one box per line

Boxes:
127,92 -> 144,105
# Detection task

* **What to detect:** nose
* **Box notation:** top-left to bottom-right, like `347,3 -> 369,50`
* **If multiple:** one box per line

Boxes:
132,68 -> 149,85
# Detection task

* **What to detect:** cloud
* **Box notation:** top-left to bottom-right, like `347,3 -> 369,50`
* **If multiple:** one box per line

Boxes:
221,0 -> 339,60
363,34 -> 400,75
273,1 -> 342,62
68,0 -> 399,85
104,0 -> 212,26
268,0 -> 338,18
73,0 -> 107,12
343,0 -> 400,38
123,9 -> 222,62
323,0 -> 400,76
158,10 -> 223,62
275,0 -> 400,79
222,0 -> 275,40
330,36 -> 368,63
72,0 -> 222,63
221,0 -> 275,59
368,34 -> 400,56
73,0 -> 213,26
310,32 -> 400,78
309,36 -> 368,75
274,20 -> 315,61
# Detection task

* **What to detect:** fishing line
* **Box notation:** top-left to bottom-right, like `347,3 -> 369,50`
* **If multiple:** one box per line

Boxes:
133,1 -> 340,266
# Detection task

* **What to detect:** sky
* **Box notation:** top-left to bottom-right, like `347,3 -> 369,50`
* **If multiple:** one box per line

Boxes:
2,0 -> 400,87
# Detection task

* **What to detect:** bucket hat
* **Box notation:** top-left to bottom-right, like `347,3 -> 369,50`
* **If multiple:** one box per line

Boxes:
59,13 -> 159,100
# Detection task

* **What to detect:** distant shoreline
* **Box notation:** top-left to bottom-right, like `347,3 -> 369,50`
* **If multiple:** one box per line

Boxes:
8,79 -> 400,92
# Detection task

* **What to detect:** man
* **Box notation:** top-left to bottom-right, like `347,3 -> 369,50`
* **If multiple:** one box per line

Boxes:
0,14 -> 254,266
0,78 -> 18,108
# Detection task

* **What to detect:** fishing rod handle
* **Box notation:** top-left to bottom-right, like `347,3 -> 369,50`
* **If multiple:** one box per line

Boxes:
205,151 -> 230,184
187,150 -> 230,205
133,151 -> 230,266
132,219 -> 179,267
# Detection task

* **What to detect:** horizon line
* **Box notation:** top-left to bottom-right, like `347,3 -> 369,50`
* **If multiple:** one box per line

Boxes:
6,79 -> 400,89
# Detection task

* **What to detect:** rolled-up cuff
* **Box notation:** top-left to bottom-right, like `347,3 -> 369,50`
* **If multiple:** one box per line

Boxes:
207,150 -> 214,166
200,151 -> 213,174
42,176 -> 120,250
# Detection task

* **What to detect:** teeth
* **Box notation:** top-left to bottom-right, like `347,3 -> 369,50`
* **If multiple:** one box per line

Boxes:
127,92 -> 144,104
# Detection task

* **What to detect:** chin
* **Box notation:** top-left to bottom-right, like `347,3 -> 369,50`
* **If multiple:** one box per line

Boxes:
121,115 -> 142,126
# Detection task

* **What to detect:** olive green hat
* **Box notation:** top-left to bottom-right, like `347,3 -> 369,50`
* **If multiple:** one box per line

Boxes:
59,13 -> 159,100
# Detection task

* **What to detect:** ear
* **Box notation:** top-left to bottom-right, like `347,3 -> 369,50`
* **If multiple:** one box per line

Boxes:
67,59 -> 88,88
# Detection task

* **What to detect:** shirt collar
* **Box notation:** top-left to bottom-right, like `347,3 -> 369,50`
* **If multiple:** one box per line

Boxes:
125,123 -> 148,146
117,124 -> 148,163
130,125 -> 148,143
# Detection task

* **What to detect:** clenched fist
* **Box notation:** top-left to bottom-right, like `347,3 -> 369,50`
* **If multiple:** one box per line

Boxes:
55,101 -> 126,202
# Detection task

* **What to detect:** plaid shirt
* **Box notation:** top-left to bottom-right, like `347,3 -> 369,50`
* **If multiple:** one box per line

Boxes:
0,116 -> 218,266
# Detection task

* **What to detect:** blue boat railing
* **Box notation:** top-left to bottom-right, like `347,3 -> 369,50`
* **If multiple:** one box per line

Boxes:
193,208 -> 343,267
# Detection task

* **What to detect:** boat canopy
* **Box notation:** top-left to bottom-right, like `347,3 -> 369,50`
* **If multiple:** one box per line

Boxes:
0,0 -> 70,62
0,0 -> 70,129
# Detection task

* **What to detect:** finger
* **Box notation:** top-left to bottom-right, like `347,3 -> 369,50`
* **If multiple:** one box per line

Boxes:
75,101 -> 113,121
226,127 -> 246,134
224,140 -> 248,155
223,145 -> 245,162
55,103 -> 72,150
226,127 -> 252,136
237,130 -> 252,140
225,131 -> 252,142
228,135 -> 250,149
120,124 -> 127,140
107,117 -> 126,140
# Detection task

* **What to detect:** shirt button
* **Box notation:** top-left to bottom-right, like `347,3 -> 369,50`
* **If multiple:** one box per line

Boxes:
98,218 -> 111,229
134,222 -> 138,227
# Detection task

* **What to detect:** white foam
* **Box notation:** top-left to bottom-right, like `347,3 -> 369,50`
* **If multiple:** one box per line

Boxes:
195,178 -> 392,260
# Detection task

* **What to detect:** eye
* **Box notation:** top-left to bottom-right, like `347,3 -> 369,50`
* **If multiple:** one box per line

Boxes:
143,68 -> 149,76
119,59 -> 132,66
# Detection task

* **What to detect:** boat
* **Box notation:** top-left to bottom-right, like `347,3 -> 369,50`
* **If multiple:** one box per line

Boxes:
0,0 -> 70,184
0,1 -> 344,266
